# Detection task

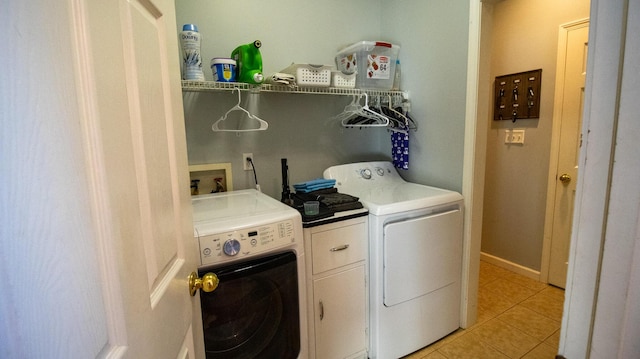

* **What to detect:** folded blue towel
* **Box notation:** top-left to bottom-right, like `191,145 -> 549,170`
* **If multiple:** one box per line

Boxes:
295,184 -> 331,193
293,178 -> 336,193
293,178 -> 336,189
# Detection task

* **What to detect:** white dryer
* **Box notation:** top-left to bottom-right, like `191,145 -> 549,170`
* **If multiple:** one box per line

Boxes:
324,162 -> 464,359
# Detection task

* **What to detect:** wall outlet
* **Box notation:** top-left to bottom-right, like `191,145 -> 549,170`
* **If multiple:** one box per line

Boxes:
243,153 -> 254,170
505,129 -> 525,144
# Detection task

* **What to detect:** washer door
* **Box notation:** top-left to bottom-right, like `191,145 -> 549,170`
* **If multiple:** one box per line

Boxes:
199,252 -> 300,359
383,209 -> 463,307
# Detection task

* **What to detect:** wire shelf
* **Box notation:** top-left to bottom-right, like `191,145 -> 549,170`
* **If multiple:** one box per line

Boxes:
181,80 -> 406,99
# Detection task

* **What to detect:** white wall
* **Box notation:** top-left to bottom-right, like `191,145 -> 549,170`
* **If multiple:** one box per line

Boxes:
176,0 -> 470,198
1,1 -> 110,356
176,0 -> 389,80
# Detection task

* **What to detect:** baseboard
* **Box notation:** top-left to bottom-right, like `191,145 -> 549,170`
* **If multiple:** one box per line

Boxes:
480,252 -> 541,281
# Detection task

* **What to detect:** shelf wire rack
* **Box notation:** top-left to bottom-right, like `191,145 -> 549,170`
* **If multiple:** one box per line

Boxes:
181,80 -> 406,100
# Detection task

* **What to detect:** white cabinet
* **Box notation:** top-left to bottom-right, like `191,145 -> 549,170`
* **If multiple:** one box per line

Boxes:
303,216 -> 368,359
313,266 -> 366,359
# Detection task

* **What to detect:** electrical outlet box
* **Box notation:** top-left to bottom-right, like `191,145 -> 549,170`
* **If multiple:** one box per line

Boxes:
243,153 -> 254,171
188,163 -> 232,195
505,129 -> 525,144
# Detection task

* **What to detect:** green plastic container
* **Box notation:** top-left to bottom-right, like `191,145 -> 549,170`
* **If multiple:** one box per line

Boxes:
231,40 -> 264,84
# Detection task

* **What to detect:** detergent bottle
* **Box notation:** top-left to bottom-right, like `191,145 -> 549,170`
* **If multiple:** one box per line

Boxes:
179,24 -> 205,81
231,40 -> 264,84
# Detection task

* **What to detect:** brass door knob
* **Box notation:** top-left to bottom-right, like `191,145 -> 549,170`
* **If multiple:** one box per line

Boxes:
188,272 -> 219,296
559,173 -> 572,184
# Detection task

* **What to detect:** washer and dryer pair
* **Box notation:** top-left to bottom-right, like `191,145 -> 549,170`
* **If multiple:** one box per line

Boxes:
190,161 -> 464,359
324,161 -> 464,359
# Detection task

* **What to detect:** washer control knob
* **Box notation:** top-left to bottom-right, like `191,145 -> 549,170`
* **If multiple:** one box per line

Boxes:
361,168 -> 372,179
375,167 -> 385,176
223,239 -> 241,256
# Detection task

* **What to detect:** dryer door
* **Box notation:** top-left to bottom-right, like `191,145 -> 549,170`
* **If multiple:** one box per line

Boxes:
383,209 -> 463,306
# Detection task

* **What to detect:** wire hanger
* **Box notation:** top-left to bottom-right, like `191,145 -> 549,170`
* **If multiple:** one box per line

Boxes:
338,93 -> 390,128
211,88 -> 269,132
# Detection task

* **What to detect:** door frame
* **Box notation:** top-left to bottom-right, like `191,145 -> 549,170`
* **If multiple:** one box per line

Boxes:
540,18 -> 590,284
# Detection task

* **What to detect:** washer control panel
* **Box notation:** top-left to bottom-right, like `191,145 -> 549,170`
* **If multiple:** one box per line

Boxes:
359,166 -> 391,180
197,219 -> 296,266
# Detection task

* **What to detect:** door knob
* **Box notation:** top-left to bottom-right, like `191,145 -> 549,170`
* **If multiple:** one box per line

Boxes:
559,174 -> 572,184
188,272 -> 219,296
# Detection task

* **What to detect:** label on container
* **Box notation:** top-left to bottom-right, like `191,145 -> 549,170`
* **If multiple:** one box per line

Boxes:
213,63 -> 236,82
367,54 -> 391,79
337,53 -> 358,74
220,64 -> 233,81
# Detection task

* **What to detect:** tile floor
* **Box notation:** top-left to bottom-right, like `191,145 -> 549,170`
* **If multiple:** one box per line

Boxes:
402,260 -> 565,359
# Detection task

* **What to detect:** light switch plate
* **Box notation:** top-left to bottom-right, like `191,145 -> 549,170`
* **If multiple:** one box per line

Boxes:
505,129 -> 525,144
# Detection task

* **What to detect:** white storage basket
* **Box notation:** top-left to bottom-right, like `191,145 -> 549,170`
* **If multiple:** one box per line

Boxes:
331,71 -> 356,88
280,64 -> 332,87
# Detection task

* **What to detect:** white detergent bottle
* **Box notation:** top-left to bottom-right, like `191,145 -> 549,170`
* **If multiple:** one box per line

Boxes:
180,24 -> 205,81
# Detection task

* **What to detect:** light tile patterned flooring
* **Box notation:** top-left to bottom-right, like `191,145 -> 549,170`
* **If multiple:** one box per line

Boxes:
403,260 -> 565,359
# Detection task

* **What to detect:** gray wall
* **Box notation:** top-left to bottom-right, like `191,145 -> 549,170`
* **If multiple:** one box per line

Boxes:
177,0 -> 470,199
481,0 -> 590,270
381,0 -> 470,191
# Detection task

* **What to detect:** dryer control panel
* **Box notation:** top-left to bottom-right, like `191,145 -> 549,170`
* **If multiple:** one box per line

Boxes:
196,219 -> 297,266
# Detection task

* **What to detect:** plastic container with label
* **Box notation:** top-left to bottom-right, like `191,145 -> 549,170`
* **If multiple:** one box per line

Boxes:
210,58 -> 236,82
231,40 -> 264,84
335,41 -> 400,90
179,24 -> 205,81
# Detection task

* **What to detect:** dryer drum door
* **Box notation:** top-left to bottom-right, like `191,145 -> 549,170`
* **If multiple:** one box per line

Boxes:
199,251 -> 300,359
382,209 -> 463,307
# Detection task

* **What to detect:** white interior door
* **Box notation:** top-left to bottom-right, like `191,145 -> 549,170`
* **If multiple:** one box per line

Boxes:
546,20 -> 589,288
1,0 -> 202,357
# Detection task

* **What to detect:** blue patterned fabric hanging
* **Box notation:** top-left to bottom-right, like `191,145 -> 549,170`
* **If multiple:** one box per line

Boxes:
391,130 -> 409,170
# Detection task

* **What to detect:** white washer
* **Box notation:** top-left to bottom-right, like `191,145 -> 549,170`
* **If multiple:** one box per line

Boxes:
324,161 -> 464,359
192,189 -> 308,359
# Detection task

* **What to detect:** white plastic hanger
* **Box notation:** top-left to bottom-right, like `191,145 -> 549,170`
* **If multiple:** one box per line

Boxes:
212,88 -> 269,132
334,95 -> 360,122
383,95 -> 410,134
337,93 -> 389,128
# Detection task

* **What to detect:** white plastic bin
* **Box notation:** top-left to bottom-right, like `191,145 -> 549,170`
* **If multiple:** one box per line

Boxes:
280,64 -> 332,87
210,58 -> 236,82
335,41 -> 400,90
331,71 -> 356,88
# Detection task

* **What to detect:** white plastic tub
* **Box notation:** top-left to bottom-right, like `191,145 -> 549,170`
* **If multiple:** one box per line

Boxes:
210,58 -> 236,82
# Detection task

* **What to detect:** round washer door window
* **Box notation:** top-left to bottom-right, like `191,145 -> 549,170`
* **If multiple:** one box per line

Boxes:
199,252 -> 300,359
